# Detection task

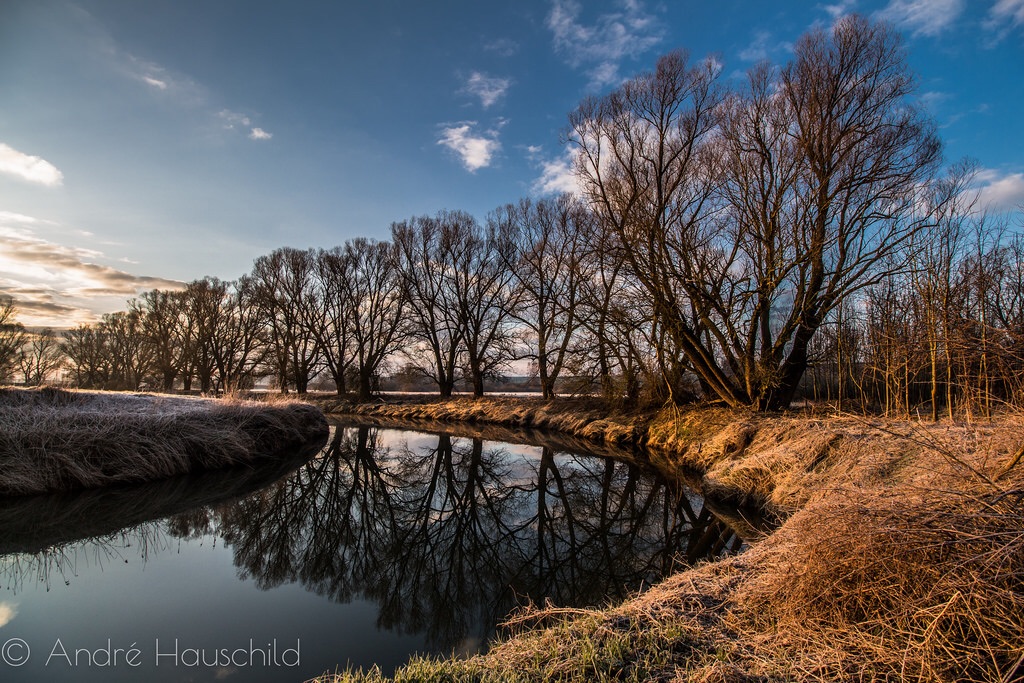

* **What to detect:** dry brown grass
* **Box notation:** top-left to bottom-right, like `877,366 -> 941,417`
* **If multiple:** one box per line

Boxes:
314,395 -> 649,446
0,386 -> 328,495
310,402 -> 1024,682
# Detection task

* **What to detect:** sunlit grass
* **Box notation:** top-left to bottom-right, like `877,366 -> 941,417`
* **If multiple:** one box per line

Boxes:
310,400 -> 1024,682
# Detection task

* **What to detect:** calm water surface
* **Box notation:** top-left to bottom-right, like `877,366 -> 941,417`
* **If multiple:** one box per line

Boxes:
0,420 -> 753,682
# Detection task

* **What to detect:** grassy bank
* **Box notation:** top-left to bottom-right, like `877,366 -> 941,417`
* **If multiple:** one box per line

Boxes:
310,395 -> 648,444
314,397 -> 1024,682
0,386 -> 328,496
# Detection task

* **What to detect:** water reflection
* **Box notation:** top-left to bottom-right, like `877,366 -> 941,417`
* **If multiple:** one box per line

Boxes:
0,422 -> 751,661
207,424 -> 745,650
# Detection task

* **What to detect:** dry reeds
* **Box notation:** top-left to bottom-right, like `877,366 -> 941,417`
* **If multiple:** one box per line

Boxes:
0,387 -> 328,495
309,407 -> 1024,682
733,472 -> 1024,681
317,395 -> 648,446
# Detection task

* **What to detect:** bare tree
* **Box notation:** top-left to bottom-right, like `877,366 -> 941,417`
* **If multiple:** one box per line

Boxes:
392,212 -> 468,397
250,248 -> 324,394
62,324 -> 111,388
461,213 -> 521,396
340,238 -> 407,400
181,278 -> 229,393
314,247 -> 356,395
211,276 -> 268,393
103,309 -> 154,390
0,297 -> 26,383
133,289 -> 188,392
18,327 -> 63,386
496,195 -> 593,399
569,15 -> 941,410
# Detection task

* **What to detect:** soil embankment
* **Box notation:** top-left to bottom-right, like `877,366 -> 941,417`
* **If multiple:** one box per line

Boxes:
313,396 -> 1024,682
0,387 -> 329,496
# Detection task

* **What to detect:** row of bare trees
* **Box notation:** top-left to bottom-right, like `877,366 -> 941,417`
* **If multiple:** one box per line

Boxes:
2,15 -> 1021,415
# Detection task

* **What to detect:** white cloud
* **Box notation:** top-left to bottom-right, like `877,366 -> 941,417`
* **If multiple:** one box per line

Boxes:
876,0 -> 964,37
0,143 -> 64,187
124,55 -> 202,103
547,0 -> 665,88
142,75 -> 168,90
220,111 -> 271,141
986,0 -> 1024,37
821,0 -> 858,19
530,147 -> 583,196
974,169 -> 1024,211
462,72 -> 511,108
991,0 -> 1024,23
437,123 -> 501,172
0,211 -> 51,225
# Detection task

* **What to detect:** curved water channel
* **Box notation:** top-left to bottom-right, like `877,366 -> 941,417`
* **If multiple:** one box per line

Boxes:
0,419 -> 759,682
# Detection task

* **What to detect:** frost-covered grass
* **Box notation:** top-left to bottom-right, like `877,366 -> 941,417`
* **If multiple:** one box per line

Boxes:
0,387 -> 328,495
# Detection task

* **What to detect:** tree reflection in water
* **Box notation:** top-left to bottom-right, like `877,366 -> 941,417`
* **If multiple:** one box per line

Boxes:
208,424 -> 745,652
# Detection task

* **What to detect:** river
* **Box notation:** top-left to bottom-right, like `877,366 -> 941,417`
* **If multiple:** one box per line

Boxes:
0,419 -> 756,682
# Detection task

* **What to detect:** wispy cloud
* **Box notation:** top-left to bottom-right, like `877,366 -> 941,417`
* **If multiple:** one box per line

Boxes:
820,0 -> 858,20
123,54 -> 203,104
220,110 -> 273,141
875,0 -> 964,37
547,0 -> 665,88
920,91 -> 951,108
738,31 -> 793,62
0,143 -> 64,187
142,75 -> 168,90
484,38 -> 520,57
0,218 -> 183,326
437,122 -> 502,172
219,109 -> 251,128
462,72 -> 511,108
974,169 -> 1024,211
72,6 -> 268,143
985,0 -> 1024,38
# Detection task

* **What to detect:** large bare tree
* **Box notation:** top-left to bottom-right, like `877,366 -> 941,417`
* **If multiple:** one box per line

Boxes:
250,248 -> 324,393
340,238 -> 407,400
392,211 -> 469,397
569,15 -> 941,409
496,195 -> 593,399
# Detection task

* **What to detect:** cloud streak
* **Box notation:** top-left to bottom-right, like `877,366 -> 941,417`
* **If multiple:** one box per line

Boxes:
0,143 -> 64,187
0,219 -> 183,326
974,169 -> 1024,211
986,0 -> 1024,38
547,0 -> 665,88
437,122 -> 501,172
875,0 -> 964,37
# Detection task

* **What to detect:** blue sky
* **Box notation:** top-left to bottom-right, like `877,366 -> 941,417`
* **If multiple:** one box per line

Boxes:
1,0 -> 1022,326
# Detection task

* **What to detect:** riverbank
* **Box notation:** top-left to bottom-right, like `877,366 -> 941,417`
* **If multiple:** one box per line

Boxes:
0,387 -> 328,495
313,396 -> 1024,682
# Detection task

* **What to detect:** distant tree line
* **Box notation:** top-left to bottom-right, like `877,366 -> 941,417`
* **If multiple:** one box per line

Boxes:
1,15 -> 1022,417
